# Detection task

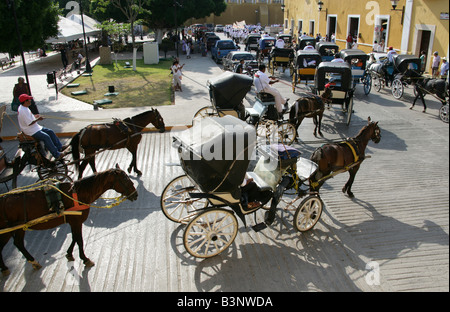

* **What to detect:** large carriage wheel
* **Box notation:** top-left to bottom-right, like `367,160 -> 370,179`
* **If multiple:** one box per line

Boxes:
256,119 -> 276,141
277,122 -> 296,145
293,195 -> 323,232
363,74 -> 372,95
439,105 -> 449,123
37,159 -> 69,181
346,97 -> 354,126
371,74 -> 382,92
161,175 -> 208,223
183,208 -> 238,258
192,106 -> 217,125
391,79 -> 404,99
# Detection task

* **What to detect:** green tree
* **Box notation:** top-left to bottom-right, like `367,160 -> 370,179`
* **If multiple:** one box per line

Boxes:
0,0 -> 60,55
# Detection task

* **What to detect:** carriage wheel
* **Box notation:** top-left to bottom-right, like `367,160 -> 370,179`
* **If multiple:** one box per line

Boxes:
37,159 -> 69,181
192,106 -> 217,125
256,120 -> 276,141
439,105 -> 449,123
371,74 -> 382,92
364,75 -> 372,95
183,208 -> 238,258
277,122 -> 296,146
391,79 -> 404,99
161,175 -> 208,223
346,97 -> 354,126
293,195 -> 323,232
46,172 -> 73,184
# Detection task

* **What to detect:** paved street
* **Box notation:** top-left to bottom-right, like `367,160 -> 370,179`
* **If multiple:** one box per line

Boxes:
0,37 -> 448,292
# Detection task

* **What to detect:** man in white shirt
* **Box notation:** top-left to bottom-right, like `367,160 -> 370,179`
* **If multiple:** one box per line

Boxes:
17,94 -> 65,160
387,47 -> 397,64
254,64 -> 287,114
303,42 -> 315,51
440,57 -> 449,78
275,38 -> 285,49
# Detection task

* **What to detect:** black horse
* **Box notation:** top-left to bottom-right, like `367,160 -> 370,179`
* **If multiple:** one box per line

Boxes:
411,78 -> 448,112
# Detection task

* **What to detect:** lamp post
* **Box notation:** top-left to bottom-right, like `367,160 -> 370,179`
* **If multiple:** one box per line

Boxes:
317,1 -> 324,38
79,0 -> 92,73
173,1 -> 182,58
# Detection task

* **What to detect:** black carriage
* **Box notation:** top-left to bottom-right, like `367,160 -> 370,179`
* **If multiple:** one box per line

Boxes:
161,115 -> 323,258
257,37 -> 276,62
268,47 -> 295,75
244,34 -> 261,52
316,42 -> 339,62
297,36 -> 316,51
292,50 -> 322,91
193,72 -> 254,122
312,62 -> 355,125
339,49 -> 371,95
277,34 -> 293,47
390,54 -> 422,99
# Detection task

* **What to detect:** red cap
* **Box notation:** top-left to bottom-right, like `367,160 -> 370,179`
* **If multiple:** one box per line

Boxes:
19,94 -> 33,103
388,46 -> 393,50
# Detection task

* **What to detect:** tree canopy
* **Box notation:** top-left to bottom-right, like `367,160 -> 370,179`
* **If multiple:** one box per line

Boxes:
0,0 -> 60,55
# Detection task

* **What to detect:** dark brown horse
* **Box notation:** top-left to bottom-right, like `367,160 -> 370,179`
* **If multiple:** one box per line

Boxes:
309,117 -> 381,198
289,87 -> 332,137
0,166 -> 138,276
70,109 -> 165,179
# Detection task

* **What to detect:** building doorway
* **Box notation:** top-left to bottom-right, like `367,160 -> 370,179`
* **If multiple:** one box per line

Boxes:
327,15 -> 337,41
309,20 -> 315,37
373,16 -> 390,52
347,15 -> 360,48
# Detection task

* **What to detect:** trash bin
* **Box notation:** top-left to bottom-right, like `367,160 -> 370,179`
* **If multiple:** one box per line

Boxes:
47,72 -> 55,85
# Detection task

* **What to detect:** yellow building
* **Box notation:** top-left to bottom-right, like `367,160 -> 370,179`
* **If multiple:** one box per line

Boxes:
190,0 -> 284,27
283,0 -> 448,71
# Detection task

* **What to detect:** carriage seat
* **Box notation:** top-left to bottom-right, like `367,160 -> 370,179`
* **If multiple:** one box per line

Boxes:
257,92 -> 276,103
246,172 -> 273,193
17,132 -> 38,143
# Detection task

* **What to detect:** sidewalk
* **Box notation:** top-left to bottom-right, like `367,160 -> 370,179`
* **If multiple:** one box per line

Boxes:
0,48 -> 225,140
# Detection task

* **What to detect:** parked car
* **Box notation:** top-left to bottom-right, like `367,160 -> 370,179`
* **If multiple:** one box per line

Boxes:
211,40 -> 239,63
222,51 -> 256,71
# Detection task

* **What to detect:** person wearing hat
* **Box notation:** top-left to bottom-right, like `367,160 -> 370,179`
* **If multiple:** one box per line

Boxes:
17,94 -> 66,160
439,57 -> 448,79
431,51 -> 441,78
387,47 -> 397,64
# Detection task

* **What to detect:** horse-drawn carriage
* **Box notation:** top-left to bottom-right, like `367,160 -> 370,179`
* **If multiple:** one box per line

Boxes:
311,61 -> 355,125
316,42 -> 339,62
339,49 -> 371,95
390,54 -> 422,99
257,37 -> 276,63
268,47 -> 295,75
161,115 -> 323,258
368,53 -> 422,99
193,72 -> 297,145
297,36 -> 316,51
292,50 -> 322,91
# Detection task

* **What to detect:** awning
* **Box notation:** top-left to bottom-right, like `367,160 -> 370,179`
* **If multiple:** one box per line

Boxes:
45,15 -> 101,43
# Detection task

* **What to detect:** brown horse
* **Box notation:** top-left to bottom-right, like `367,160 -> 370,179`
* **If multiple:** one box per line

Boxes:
0,166 -> 138,276
70,109 -> 165,179
289,87 -> 332,137
309,117 -> 381,198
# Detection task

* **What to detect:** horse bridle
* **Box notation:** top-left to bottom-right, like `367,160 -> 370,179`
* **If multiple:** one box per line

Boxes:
113,170 -> 137,199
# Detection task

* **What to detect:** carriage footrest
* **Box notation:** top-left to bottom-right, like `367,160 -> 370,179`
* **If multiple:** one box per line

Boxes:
252,222 -> 267,232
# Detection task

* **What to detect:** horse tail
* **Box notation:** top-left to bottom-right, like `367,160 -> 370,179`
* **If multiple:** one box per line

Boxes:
70,132 -> 81,173
310,147 -> 323,164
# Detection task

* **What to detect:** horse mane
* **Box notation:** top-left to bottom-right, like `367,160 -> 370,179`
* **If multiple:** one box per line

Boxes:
126,109 -> 158,129
72,169 -> 116,194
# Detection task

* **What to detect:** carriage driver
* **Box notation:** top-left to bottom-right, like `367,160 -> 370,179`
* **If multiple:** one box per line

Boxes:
17,94 -> 67,160
254,64 -> 289,115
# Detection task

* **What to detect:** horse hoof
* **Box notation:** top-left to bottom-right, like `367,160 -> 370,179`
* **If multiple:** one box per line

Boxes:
2,269 -> 10,277
28,260 -> 42,270
66,254 -> 75,262
127,167 -> 132,174
136,170 -> 142,176
84,259 -> 95,267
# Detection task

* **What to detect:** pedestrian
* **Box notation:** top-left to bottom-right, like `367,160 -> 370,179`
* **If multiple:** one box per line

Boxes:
346,33 -> 353,49
186,42 -> 191,59
420,51 -> 426,73
254,64 -> 288,116
60,46 -> 68,68
235,59 -> 245,74
440,57 -> 449,79
171,60 -> 184,92
13,77 -> 39,114
17,94 -> 66,160
431,51 -> 441,78
372,41 -> 380,52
